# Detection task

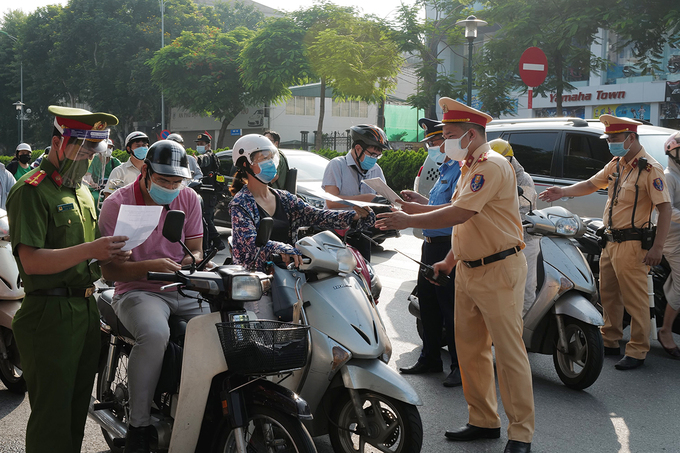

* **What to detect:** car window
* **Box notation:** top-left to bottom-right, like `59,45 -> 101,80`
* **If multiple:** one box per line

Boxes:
563,133 -> 610,180
486,131 -> 502,141
217,152 -> 234,175
639,134 -> 670,167
284,152 -> 329,181
505,132 -> 558,176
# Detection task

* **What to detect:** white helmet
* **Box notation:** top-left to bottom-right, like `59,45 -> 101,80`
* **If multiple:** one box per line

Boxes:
16,143 -> 31,152
125,131 -> 149,150
167,133 -> 184,144
232,134 -> 279,168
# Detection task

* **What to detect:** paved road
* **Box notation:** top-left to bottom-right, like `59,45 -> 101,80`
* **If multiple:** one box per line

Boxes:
2,228 -> 680,452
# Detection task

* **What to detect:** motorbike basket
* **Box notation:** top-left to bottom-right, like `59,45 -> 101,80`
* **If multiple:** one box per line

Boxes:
215,321 -> 309,375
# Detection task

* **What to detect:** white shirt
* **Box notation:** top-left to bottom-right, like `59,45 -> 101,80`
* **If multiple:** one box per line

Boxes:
103,160 -> 140,194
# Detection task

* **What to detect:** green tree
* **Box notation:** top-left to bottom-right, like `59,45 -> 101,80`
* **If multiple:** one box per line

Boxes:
207,0 -> 266,32
149,27 -> 255,148
0,10 -> 29,153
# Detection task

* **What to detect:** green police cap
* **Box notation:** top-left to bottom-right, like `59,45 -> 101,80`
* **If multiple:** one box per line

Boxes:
49,105 -> 119,133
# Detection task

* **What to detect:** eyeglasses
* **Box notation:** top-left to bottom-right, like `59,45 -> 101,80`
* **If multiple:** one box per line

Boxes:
364,150 -> 383,159
152,174 -> 184,190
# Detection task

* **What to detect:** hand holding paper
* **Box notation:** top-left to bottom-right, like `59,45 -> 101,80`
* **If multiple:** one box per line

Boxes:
112,204 -> 164,251
361,178 -> 404,205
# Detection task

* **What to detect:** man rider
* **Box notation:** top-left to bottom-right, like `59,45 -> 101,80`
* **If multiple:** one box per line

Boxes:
102,131 -> 149,198
99,140 -> 204,453
194,132 -> 224,250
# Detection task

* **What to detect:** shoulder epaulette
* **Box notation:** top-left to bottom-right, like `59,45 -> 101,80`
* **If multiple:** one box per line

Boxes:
477,152 -> 489,163
24,170 -> 47,187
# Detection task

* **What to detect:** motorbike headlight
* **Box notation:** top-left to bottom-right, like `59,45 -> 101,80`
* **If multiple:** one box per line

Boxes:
548,215 -> 579,236
328,247 -> 357,274
231,275 -> 264,301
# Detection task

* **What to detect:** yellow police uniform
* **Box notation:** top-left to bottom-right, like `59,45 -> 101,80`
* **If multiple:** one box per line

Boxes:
442,98 -> 535,443
589,116 -> 670,359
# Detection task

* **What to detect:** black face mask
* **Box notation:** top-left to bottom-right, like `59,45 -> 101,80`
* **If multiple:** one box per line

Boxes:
18,155 -> 31,164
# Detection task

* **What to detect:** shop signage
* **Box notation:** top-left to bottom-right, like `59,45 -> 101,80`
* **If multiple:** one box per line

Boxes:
549,90 -> 626,103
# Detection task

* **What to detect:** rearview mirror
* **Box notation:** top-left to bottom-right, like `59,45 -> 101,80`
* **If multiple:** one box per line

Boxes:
163,210 -> 185,243
256,217 -> 273,247
517,186 -> 524,197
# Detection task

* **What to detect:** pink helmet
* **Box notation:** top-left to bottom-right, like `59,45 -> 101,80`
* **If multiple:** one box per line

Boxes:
665,131 -> 680,155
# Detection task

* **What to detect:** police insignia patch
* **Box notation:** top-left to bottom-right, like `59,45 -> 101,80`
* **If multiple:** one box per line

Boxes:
470,174 -> 485,192
653,178 -> 664,191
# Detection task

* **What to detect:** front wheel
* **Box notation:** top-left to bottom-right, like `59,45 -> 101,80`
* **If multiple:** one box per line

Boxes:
553,318 -> 603,390
214,406 -> 316,453
329,391 -> 423,453
0,327 -> 26,394
96,340 -> 130,453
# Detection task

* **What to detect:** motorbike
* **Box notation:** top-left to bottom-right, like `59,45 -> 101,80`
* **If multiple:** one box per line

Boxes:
90,211 -> 317,453
0,209 -> 25,394
408,205 -> 605,390
265,229 -> 423,453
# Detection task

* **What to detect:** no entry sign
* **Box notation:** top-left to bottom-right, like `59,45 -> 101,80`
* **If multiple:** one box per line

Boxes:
519,47 -> 548,109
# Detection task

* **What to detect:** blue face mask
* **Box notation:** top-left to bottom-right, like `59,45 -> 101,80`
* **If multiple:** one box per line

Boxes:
148,180 -> 181,205
361,155 -> 378,171
196,145 -> 206,154
427,146 -> 446,165
255,159 -> 277,183
132,146 -> 149,160
608,137 -> 630,157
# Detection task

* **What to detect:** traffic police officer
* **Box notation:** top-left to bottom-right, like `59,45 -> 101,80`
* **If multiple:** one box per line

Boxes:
7,105 -> 130,453
398,118 -> 461,387
376,98 -> 534,453
195,132 -> 225,250
540,114 -> 671,370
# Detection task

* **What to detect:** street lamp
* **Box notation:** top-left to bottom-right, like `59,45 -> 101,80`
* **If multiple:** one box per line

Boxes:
455,15 -> 487,107
13,101 -> 24,143
1,31 -> 24,141
160,0 -> 166,132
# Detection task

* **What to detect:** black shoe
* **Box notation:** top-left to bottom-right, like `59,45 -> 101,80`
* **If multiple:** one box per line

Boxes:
615,356 -> 645,370
505,440 -> 531,453
604,346 -> 621,356
214,239 -> 226,251
399,361 -> 443,374
445,424 -> 501,441
125,425 -> 153,453
443,367 -> 462,387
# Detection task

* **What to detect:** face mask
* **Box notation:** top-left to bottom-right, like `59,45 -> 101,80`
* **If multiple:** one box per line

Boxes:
104,148 -> 113,158
608,136 -> 630,157
444,131 -> 470,162
255,159 -> 277,183
148,180 -> 181,205
133,146 -> 149,160
196,145 -> 206,154
427,146 -> 445,165
18,154 -> 31,164
361,155 -> 378,171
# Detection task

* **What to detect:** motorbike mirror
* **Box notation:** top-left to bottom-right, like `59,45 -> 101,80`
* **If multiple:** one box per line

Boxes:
256,217 -> 273,247
517,186 -> 524,197
517,187 -> 533,215
163,210 -> 185,243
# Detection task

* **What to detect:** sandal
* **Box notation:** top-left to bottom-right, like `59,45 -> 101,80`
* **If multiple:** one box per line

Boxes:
658,329 -> 680,359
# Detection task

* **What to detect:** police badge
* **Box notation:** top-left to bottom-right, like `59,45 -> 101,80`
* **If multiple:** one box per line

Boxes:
470,174 -> 485,192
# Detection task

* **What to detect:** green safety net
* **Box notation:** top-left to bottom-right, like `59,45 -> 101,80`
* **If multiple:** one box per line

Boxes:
384,104 -> 421,143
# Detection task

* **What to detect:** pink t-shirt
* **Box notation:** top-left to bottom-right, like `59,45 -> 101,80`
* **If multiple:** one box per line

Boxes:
99,176 -> 203,295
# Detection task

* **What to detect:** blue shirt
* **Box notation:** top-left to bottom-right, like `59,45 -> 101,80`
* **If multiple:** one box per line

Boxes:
423,159 -> 461,238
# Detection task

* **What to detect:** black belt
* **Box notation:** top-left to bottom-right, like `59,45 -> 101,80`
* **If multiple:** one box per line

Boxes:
28,286 -> 96,298
604,228 -> 641,243
463,246 -> 521,268
424,235 -> 451,244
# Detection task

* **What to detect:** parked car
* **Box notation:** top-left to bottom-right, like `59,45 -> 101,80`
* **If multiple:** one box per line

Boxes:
414,117 -> 676,219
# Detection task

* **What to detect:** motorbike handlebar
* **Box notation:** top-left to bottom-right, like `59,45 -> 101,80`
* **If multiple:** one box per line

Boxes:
147,271 -> 182,282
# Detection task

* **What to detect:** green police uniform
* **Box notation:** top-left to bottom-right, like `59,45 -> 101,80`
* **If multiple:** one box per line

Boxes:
7,105 -> 116,453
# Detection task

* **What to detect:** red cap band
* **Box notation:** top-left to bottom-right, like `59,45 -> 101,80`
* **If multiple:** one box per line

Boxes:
442,110 -> 490,128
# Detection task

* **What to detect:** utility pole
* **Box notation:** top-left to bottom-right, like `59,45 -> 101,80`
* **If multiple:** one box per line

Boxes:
160,0 -> 166,132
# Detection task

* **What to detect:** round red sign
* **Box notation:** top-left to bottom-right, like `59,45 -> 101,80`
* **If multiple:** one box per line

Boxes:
519,47 -> 548,88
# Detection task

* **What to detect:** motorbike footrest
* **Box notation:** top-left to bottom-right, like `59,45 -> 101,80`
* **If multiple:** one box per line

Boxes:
93,401 -> 115,411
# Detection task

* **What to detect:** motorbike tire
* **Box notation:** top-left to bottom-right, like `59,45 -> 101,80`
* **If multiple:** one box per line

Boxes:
0,327 -> 26,394
552,318 -> 604,390
214,406 -> 316,453
329,390 -> 423,453
415,318 -> 447,349
96,339 -> 131,453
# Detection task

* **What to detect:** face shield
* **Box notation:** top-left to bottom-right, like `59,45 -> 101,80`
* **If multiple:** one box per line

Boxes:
58,128 -> 110,188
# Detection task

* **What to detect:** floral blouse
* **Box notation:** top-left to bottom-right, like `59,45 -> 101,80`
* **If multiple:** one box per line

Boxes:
229,185 -> 375,271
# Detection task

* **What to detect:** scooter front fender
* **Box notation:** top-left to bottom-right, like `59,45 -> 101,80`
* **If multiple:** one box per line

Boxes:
554,291 -> 604,326
340,359 -> 422,406
246,379 -> 312,421
0,300 -> 21,329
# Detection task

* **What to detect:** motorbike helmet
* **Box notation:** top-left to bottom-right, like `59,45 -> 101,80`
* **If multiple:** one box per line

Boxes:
350,125 -> 390,150
167,133 -> 184,145
232,134 -> 280,169
144,140 -> 191,179
125,131 -> 149,150
664,132 -> 680,162
489,138 -> 513,157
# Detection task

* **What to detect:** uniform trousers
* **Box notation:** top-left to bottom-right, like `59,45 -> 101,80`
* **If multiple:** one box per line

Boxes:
112,290 -> 204,427
417,240 -> 457,368
203,192 -> 221,247
455,252 -> 534,443
12,295 -> 100,453
599,240 -> 651,359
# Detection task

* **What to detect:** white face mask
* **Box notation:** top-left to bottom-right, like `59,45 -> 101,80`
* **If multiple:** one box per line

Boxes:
444,131 -> 471,162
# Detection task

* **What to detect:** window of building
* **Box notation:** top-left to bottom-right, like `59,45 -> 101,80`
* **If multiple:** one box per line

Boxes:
332,100 -> 369,118
286,96 -> 315,116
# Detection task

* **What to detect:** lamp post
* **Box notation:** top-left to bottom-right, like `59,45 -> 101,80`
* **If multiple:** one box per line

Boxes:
455,15 -> 487,107
1,31 -> 24,141
160,0 -> 166,132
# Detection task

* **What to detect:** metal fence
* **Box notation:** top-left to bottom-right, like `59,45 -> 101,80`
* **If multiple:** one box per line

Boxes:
299,130 -> 351,152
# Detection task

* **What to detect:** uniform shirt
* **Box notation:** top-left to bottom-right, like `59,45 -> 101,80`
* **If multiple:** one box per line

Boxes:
0,163 -> 16,210
423,159 -> 460,238
6,158 -> 100,293
99,177 -> 203,295
451,143 -> 524,262
589,147 -> 670,229
664,157 -> 680,247
321,153 -> 385,208
103,159 -> 140,194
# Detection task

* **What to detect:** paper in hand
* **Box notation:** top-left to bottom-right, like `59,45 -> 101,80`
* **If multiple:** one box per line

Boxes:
361,178 -> 404,205
112,204 -> 164,251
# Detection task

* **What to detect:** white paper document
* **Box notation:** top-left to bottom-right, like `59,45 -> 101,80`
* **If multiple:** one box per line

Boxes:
300,186 -> 388,208
361,178 -> 404,205
113,204 -> 164,251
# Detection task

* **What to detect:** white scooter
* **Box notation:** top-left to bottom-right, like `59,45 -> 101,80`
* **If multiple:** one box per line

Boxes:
0,209 -> 26,394
267,230 -> 424,453
89,212 -> 317,453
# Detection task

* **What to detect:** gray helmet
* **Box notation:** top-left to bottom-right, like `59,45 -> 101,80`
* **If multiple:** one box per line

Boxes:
144,140 -> 191,179
350,125 -> 390,150
167,133 -> 184,144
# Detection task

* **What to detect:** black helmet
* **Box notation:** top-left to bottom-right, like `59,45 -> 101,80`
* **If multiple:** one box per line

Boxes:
350,125 -> 390,150
144,140 -> 191,179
